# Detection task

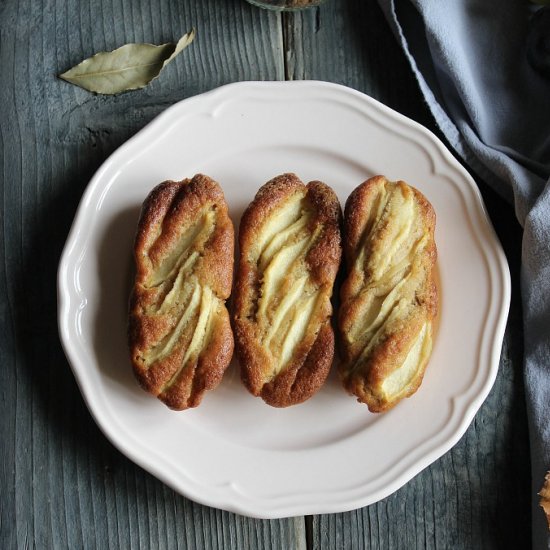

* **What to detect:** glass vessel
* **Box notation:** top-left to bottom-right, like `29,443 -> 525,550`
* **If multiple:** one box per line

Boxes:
245,0 -> 326,11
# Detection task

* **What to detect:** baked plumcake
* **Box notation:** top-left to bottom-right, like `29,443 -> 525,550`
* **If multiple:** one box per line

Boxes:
338,176 -> 438,412
233,173 -> 342,407
128,174 -> 234,410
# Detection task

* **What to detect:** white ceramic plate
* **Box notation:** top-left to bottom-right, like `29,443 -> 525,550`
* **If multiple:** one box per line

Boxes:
58,81 -> 510,519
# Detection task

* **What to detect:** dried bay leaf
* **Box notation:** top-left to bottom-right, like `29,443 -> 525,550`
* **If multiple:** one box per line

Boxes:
59,29 -> 196,94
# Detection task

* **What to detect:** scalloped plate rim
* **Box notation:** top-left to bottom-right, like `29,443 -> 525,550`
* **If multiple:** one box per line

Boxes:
57,80 -> 510,519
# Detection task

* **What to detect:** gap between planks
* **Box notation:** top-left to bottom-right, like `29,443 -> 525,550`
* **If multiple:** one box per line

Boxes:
278,9 -> 320,550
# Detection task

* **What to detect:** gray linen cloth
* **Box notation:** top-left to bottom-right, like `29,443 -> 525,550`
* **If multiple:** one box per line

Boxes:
376,1 -> 550,547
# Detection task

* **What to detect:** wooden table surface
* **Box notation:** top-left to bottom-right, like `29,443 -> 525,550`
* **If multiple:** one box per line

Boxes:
1,1 -> 531,548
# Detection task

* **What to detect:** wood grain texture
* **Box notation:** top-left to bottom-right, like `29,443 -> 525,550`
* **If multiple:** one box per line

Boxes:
0,0 -> 530,548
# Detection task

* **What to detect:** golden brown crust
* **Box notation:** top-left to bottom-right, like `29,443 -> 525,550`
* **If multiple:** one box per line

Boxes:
338,175 -> 438,412
233,173 -> 342,407
128,174 -> 234,410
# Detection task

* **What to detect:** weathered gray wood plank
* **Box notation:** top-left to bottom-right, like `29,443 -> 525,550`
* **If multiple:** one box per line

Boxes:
0,0 -> 304,548
282,1 -> 434,127
285,1 -> 531,548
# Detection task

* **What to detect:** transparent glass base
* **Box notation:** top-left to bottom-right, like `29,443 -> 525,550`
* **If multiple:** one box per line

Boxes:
245,0 -> 326,11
